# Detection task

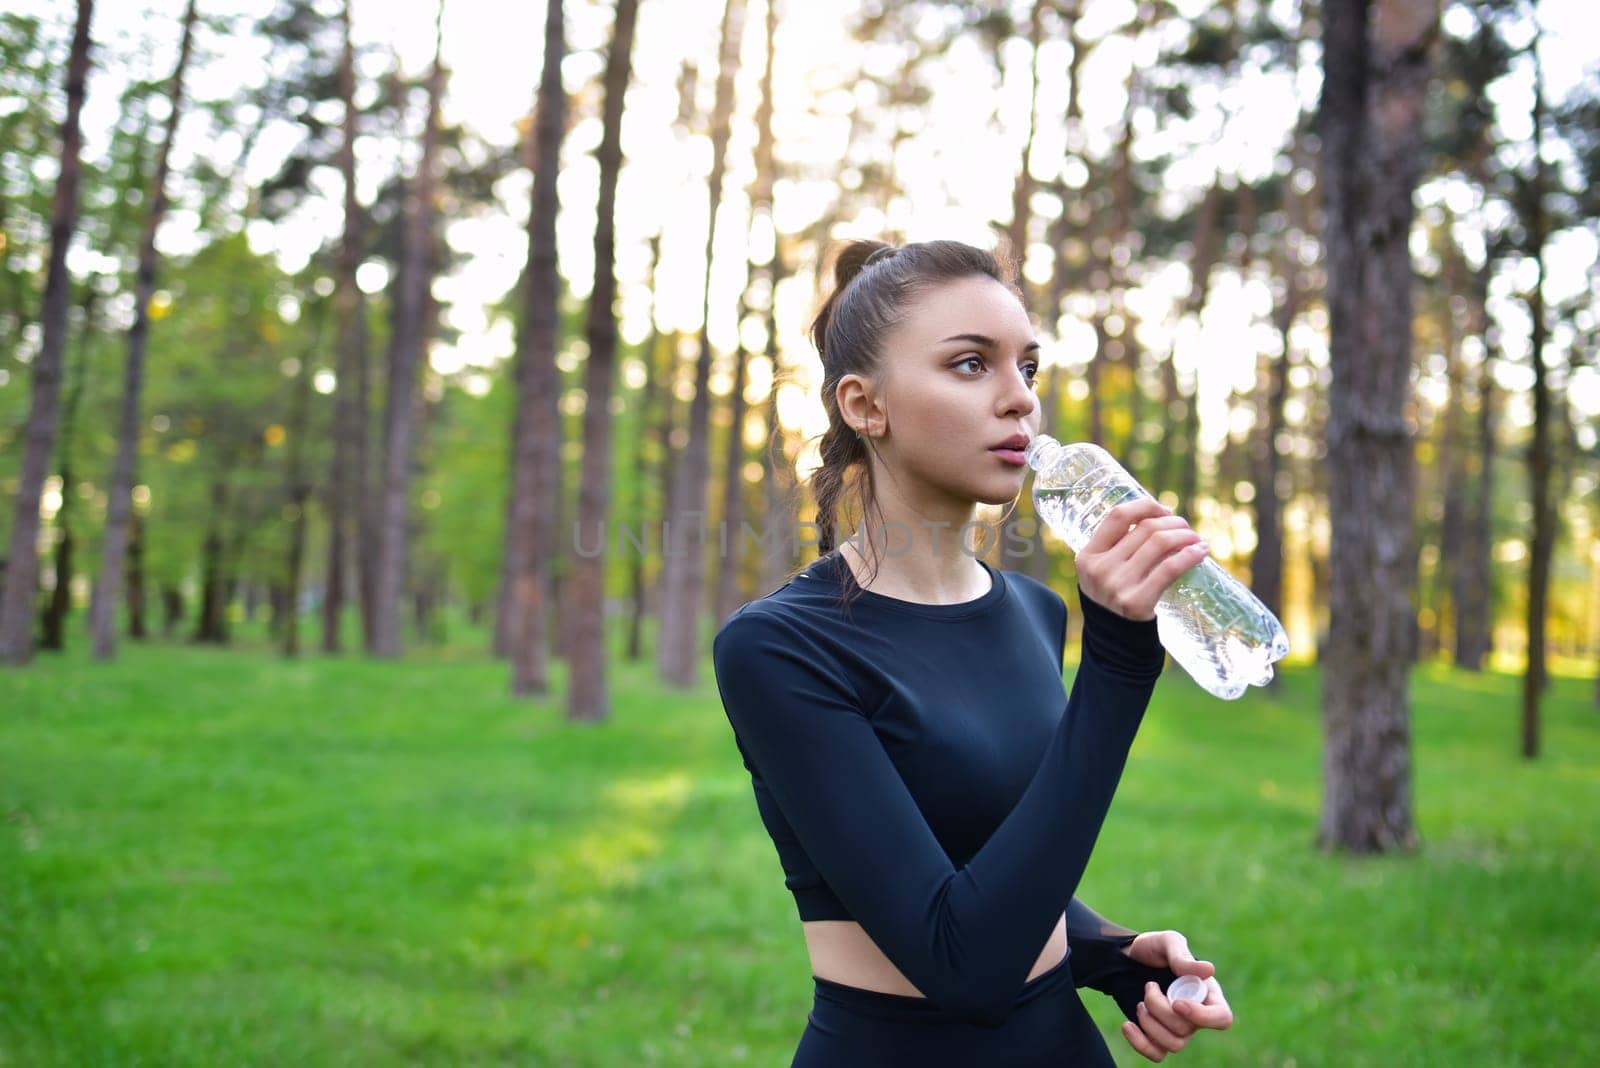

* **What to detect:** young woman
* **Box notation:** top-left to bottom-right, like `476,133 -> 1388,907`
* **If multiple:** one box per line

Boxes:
712,239 -> 1234,1065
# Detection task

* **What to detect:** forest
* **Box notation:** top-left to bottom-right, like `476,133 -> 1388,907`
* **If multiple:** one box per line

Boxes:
3,0 -> 1599,1063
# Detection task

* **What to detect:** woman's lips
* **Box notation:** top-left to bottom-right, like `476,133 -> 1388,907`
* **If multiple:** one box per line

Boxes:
990,447 -> 1026,466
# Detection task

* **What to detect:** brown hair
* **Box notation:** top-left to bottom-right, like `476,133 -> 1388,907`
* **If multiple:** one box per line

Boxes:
803,236 -> 1026,614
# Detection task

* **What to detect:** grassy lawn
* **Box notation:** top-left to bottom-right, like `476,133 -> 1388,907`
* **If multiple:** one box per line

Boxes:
3,622 -> 1598,1066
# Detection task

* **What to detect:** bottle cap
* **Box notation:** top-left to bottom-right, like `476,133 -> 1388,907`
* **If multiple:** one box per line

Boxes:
1166,974 -> 1207,1003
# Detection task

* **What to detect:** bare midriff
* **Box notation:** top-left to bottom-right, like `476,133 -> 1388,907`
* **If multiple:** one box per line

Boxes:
802,910 -> 1068,997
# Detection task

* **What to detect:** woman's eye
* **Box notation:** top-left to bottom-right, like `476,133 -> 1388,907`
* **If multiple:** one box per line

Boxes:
956,355 -> 984,374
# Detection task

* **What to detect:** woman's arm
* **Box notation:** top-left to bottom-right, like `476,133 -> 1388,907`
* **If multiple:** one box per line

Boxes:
1063,896 -> 1180,1022
712,587 -> 1165,1029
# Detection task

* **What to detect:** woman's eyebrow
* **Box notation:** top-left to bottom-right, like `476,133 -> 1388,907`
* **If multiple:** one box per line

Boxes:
939,332 -> 1042,353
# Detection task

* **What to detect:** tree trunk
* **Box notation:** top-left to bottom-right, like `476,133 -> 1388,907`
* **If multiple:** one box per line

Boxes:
1316,0 -> 1435,854
567,0 -> 640,722
1252,223 -> 1296,630
355,273 -> 378,651
1027,14 -> 1086,588
89,0 -> 196,661
1087,311 -> 1105,448
0,0 -> 93,666
1024,341 -> 1064,584
1433,229 -> 1468,659
267,582 -> 286,639
760,372 -> 798,595
998,0 -> 1046,572
219,491 -> 259,643
126,509 -> 146,639
1175,180 -> 1223,518
1520,32 -> 1552,758
40,286 -> 95,652
1251,118 -> 1307,643
371,8 -> 444,659
160,583 -> 182,637
39,479 -> 72,653
193,481 -> 229,644
282,317 -> 318,658
1454,238 -> 1496,670
323,0 -> 369,655
753,0 -> 798,599
658,0 -> 746,688
625,238 -> 665,661
714,301 -> 752,626
495,94 -> 547,661
507,0 -> 568,695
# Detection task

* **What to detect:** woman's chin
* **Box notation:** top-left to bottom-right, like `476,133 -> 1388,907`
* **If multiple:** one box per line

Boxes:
973,486 -> 1024,507
975,475 -> 1028,506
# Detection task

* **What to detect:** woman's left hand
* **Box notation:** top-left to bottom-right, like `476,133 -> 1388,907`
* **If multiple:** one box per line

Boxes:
1117,929 -> 1234,1062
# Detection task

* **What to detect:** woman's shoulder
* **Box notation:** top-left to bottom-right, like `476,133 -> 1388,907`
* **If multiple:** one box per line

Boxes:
713,559 -> 879,687
712,589 -> 873,725
994,566 -> 1068,620
713,577 -> 854,654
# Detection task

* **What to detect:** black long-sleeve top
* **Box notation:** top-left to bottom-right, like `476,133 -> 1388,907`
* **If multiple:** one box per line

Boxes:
711,549 -> 1179,1029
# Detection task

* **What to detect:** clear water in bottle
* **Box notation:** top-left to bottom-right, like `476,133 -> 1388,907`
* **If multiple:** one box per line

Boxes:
1024,434 -> 1290,700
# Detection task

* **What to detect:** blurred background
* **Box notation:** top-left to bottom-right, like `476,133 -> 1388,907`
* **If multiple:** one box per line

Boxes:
2,0 -> 1597,1064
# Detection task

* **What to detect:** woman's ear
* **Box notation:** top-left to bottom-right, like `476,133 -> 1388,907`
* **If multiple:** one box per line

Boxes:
835,373 -> 884,438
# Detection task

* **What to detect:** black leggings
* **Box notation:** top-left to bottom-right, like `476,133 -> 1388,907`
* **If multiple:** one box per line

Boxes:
791,956 -> 1116,1067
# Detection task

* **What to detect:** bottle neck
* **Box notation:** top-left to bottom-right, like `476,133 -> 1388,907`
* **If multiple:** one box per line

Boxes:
1024,433 -> 1062,472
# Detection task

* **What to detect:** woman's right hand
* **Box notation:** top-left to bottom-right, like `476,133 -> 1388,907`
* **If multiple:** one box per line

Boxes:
1075,499 -> 1208,622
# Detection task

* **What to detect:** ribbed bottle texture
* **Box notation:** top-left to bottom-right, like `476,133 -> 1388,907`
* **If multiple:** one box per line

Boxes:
1025,434 -> 1290,700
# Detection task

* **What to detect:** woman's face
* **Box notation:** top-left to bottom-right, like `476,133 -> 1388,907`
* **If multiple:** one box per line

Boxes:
847,274 -> 1043,511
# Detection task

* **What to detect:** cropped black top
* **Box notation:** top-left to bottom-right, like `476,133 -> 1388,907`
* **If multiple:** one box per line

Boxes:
711,549 -> 1180,1028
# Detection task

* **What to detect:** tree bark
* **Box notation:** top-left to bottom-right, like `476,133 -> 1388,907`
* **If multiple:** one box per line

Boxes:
39,475 -> 73,652
1252,216 -> 1296,631
1316,0 -> 1436,853
1027,8 -> 1087,588
1454,232 -> 1496,670
89,0 -> 197,661
371,7 -> 444,659
753,0 -> 798,600
624,237 -> 665,661
1432,232 -> 1468,659
495,95 -> 547,660
714,296 -> 752,625
0,0 -> 93,666
1520,32 -> 1552,758
323,0 -> 370,655
282,314 -> 319,658
40,286 -> 95,651
1252,115 -> 1309,640
1516,47 -> 1555,751
507,0 -> 568,694
658,0 -> 746,688
193,480 -> 229,644
566,0 -> 639,722
1175,180 -> 1223,518
126,509 -> 146,639
717,0 -> 788,617
998,0 -> 1048,573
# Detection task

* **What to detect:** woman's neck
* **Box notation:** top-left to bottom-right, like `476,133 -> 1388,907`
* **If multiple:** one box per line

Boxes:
836,512 -> 991,605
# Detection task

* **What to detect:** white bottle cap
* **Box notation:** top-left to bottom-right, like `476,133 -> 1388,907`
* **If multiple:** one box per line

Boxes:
1166,974 -> 1207,1003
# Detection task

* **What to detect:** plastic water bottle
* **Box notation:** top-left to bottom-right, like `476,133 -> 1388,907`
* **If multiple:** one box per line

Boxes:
1024,434 -> 1290,700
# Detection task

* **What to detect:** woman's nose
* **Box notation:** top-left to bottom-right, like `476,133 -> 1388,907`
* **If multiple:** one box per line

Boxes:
997,364 -> 1039,418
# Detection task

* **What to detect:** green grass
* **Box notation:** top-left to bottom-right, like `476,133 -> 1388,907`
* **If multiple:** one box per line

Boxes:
3,622 -> 1598,1066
